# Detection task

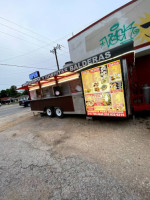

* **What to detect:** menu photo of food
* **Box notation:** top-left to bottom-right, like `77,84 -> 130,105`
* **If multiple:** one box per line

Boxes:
100,83 -> 110,93
85,94 -> 94,108
93,82 -> 100,93
81,71 -> 93,94
111,92 -> 125,111
101,76 -> 108,84
113,104 -> 125,111
84,88 -> 93,94
92,70 -> 101,92
108,60 -> 121,75
100,65 -> 108,78
109,73 -> 121,82
92,69 -> 101,82
110,81 -> 122,92
85,100 -> 94,107
102,92 -> 112,106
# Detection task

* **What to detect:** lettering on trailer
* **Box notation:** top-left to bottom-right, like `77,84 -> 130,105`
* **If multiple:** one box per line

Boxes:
22,77 -> 41,87
69,51 -> 111,72
22,41 -> 133,87
41,51 -> 111,79
22,51 -> 111,87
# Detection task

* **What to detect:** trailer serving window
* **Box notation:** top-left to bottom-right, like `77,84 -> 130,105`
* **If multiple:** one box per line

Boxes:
42,87 -> 51,98
30,90 -> 37,100
60,82 -> 71,96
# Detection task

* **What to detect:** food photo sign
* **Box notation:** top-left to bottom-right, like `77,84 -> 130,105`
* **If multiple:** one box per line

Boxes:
81,60 -> 127,117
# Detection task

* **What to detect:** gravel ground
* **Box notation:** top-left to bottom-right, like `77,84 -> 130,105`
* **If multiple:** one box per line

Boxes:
0,104 -> 150,199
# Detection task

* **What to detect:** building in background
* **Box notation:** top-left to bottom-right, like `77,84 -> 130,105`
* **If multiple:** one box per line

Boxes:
18,95 -> 29,102
68,0 -> 150,112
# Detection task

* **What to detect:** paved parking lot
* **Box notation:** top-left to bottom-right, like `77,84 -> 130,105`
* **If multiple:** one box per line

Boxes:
0,104 -> 150,199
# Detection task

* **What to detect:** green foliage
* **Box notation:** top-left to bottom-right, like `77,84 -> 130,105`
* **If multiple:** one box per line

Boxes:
15,92 -> 22,97
22,89 -> 28,95
0,85 -> 28,98
0,90 -> 8,98
9,85 -> 17,97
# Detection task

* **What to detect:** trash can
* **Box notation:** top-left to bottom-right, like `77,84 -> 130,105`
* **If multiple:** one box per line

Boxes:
143,85 -> 150,104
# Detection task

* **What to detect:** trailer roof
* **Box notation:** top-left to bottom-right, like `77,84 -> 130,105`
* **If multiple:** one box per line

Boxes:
17,71 -> 79,90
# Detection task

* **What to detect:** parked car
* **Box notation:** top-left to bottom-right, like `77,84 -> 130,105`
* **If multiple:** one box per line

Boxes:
19,99 -> 30,107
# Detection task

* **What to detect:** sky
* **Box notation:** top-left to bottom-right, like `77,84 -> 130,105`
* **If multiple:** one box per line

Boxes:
0,0 -> 131,91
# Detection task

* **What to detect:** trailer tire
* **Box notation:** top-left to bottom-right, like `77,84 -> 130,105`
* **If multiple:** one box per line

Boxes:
46,107 -> 54,117
55,107 -> 64,118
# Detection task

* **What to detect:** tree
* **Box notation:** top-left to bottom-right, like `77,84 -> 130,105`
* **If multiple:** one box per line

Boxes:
15,92 -> 22,97
22,89 -> 28,95
0,90 -> 8,98
0,85 -> 27,98
6,89 -> 10,97
9,85 -> 17,97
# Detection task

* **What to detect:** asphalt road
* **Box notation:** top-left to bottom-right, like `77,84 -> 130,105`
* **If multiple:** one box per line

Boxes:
0,104 -> 29,117
0,104 -> 150,200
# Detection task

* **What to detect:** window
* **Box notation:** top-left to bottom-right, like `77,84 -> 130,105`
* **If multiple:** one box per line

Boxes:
60,82 -> 71,96
36,89 -> 41,99
42,87 -> 50,98
30,90 -> 37,100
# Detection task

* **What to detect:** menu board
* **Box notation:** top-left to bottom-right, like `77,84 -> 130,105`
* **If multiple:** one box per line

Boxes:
81,60 -> 127,117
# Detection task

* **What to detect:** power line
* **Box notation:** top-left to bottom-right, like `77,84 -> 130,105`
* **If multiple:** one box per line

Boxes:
0,16 -> 71,51
29,57 -> 55,66
0,30 -> 69,62
23,49 -> 69,67
0,16 -> 71,64
0,22 -> 55,45
0,63 -> 56,70
0,17 -> 69,68
0,16 -> 56,44
0,16 -> 71,50
0,30 -> 48,48
0,22 -> 70,53
0,44 -> 69,67
0,84 -> 21,86
0,43 -> 52,62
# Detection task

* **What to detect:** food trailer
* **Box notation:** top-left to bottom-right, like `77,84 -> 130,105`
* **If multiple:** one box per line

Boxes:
17,42 -> 142,118
17,67 -> 86,118
17,0 -> 150,118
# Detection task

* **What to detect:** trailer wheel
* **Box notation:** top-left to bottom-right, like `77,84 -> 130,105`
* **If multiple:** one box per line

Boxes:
46,107 -> 54,117
55,107 -> 64,118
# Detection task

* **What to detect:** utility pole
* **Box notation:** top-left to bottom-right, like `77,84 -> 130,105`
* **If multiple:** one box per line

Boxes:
50,44 -> 61,70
